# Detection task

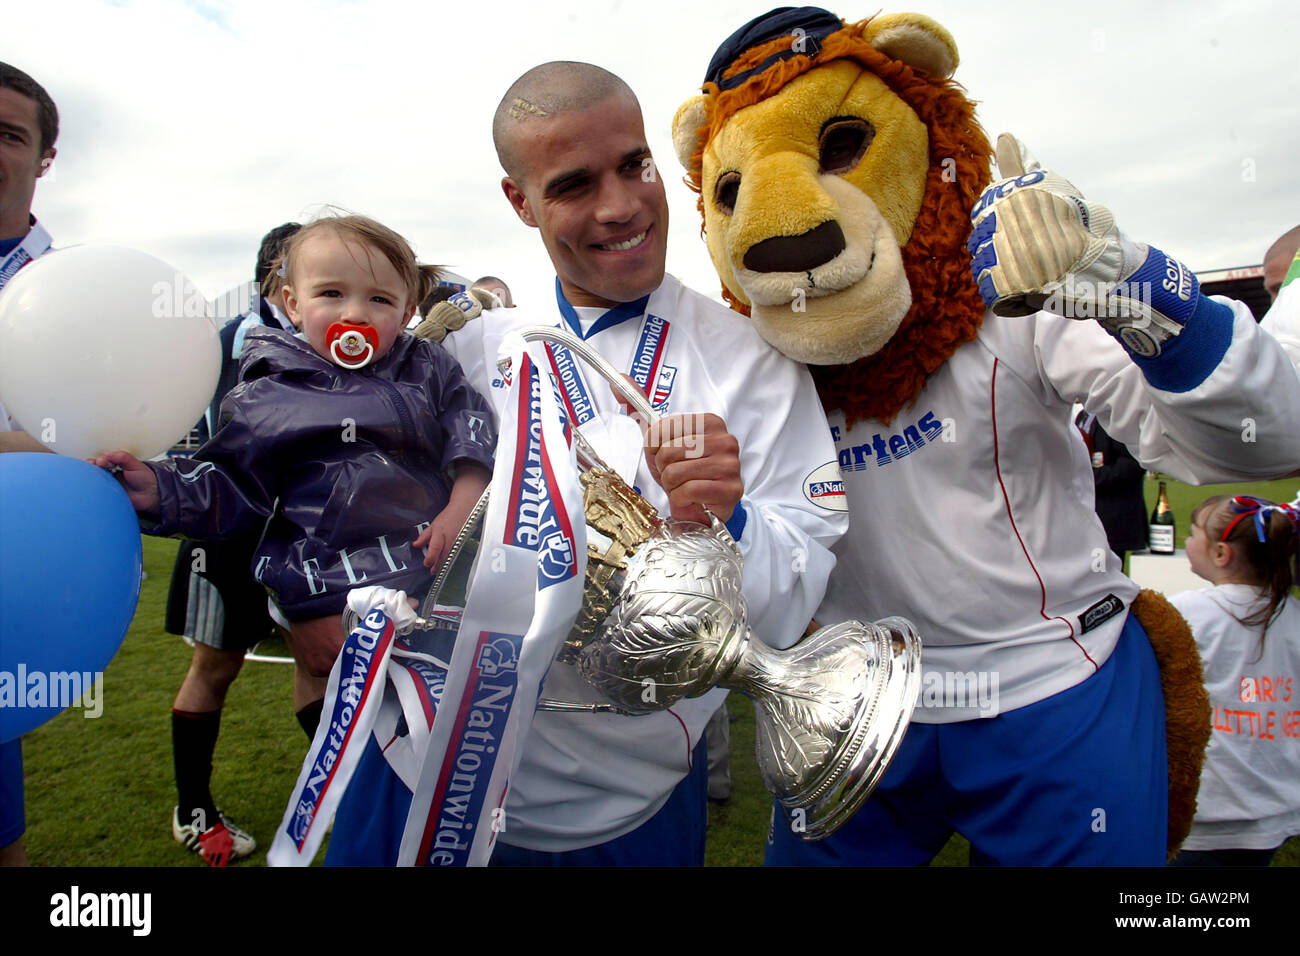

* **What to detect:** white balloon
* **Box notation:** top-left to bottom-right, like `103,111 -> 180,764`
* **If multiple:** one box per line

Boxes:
0,245 -> 221,460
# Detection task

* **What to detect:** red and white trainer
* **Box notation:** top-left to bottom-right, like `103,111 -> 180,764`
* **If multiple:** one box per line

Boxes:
172,807 -> 256,866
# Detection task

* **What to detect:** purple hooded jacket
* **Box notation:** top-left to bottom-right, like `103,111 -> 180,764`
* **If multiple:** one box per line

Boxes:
148,327 -> 496,621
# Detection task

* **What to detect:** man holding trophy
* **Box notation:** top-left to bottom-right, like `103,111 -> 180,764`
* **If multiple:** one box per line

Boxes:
288,61 -> 911,867
437,62 -> 852,865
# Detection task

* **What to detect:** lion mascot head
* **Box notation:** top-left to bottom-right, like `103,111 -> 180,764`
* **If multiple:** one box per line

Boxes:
673,8 -> 991,426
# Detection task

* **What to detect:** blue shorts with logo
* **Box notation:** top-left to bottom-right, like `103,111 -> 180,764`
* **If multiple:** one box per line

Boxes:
766,613 -> 1167,866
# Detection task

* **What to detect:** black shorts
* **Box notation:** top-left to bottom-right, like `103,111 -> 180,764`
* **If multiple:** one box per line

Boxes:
165,539 -> 278,653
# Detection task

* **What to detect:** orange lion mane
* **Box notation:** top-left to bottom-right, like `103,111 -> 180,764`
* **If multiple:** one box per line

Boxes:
683,16 -> 993,427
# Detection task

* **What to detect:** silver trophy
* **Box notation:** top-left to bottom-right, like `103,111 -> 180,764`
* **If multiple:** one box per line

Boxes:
405,326 -> 922,840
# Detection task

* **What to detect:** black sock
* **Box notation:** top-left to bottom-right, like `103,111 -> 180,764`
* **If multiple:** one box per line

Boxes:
172,709 -> 220,828
296,699 -> 324,741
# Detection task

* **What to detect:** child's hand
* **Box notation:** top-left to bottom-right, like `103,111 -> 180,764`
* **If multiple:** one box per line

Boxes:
416,463 -> 491,574
415,514 -> 458,574
91,450 -> 161,517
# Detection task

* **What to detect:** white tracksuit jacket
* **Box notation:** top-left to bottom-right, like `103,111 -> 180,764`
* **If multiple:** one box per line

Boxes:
821,298 -> 1300,723
443,273 -> 847,851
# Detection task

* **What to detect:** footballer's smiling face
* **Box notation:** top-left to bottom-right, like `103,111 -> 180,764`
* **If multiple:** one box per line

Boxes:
502,93 -> 669,308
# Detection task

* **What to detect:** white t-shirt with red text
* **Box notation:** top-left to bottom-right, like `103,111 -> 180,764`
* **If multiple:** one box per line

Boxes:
1170,584 -> 1300,850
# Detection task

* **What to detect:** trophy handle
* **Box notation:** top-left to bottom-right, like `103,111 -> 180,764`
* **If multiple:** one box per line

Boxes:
338,488 -> 491,638
501,325 -> 660,425
501,326 -> 733,552
421,486 -> 492,619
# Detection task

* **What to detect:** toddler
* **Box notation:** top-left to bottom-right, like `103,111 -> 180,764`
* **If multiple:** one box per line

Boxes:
98,214 -> 495,675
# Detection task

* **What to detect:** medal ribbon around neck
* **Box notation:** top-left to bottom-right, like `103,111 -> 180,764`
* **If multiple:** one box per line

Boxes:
547,279 -> 668,426
0,219 -> 53,292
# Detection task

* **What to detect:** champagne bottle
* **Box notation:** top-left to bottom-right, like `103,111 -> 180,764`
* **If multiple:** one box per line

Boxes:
1149,479 -> 1176,554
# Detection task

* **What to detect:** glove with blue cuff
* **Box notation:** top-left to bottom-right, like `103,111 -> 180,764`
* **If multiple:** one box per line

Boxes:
968,133 -> 1202,359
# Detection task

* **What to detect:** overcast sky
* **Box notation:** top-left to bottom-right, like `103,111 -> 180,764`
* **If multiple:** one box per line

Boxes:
6,0 -> 1297,311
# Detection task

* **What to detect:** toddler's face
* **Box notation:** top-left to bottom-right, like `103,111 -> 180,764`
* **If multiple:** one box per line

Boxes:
282,231 -> 414,366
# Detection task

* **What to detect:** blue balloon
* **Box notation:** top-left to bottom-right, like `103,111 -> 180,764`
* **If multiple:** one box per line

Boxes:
0,454 -> 142,742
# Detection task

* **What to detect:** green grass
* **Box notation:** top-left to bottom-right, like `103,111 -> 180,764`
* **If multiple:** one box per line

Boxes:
22,536 -> 305,866
19,478 -> 1300,865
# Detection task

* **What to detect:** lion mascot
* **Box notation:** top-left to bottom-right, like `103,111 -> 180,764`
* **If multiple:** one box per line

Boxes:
673,7 -> 1300,864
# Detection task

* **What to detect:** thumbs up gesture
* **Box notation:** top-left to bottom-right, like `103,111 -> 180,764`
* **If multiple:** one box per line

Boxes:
968,134 -> 1197,358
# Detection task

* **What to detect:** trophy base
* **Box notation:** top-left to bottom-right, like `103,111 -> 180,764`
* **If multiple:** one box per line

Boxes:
756,617 -> 922,841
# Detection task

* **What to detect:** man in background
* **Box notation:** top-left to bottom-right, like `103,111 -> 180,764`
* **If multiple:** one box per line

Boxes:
0,61 -> 58,866
1263,225 -> 1300,305
471,274 -> 514,308
0,63 -> 57,456
1260,225 -> 1300,371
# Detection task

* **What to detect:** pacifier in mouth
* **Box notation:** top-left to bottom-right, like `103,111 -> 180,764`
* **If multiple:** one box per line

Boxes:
326,323 -> 378,369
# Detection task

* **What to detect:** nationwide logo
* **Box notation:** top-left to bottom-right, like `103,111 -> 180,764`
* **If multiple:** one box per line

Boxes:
0,248 -> 32,286
503,357 -> 578,589
544,340 -> 595,426
802,461 -> 848,512
539,529 -> 576,581
651,365 -> 677,410
287,608 -> 394,847
421,630 -> 523,866
629,314 -> 675,410
394,655 -> 447,730
477,636 -> 520,677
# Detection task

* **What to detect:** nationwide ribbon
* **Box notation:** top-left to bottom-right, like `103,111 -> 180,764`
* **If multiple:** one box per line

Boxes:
0,218 -> 53,293
267,585 -> 412,866
397,338 -> 587,865
549,280 -> 675,418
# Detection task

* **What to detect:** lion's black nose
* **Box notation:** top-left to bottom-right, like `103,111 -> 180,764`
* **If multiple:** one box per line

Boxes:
742,220 -> 846,273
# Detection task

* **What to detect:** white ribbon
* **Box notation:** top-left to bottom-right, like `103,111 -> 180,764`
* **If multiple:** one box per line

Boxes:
267,586 -> 418,866
396,336 -> 588,866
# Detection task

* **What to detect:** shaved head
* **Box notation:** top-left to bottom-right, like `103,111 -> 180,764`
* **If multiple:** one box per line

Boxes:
493,61 -> 639,181
1264,224 -> 1300,302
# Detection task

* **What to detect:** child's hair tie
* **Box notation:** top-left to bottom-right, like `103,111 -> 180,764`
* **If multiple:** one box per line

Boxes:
1220,495 -> 1300,543
277,258 -> 288,278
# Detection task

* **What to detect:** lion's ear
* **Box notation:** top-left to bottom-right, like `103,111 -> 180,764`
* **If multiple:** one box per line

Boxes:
672,95 -> 710,170
862,13 -> 959,79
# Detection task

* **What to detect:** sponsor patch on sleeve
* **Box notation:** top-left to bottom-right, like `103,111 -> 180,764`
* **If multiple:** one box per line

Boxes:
802,461 -> 848,512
